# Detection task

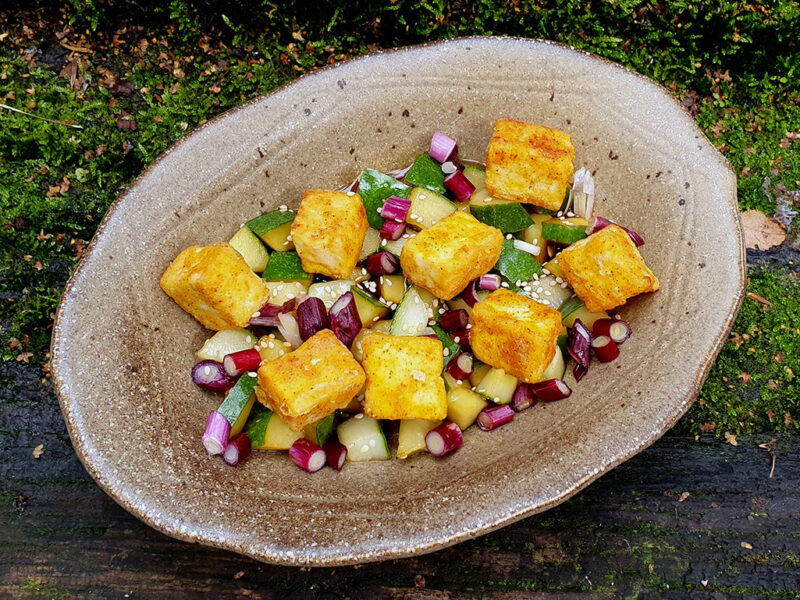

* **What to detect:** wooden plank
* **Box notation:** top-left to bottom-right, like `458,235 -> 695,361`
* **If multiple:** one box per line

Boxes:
1,362 -> 799,598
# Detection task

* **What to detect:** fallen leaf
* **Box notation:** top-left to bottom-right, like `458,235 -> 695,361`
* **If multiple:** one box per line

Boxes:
233,571 -> 244,580
773,352 -> 786,363
33,261 -> 43,271
32,444 -> 44,458
746,292 -> 773,308
59,59 -> 83,90
9,338 -> 23,350
678,491 -> 690,502
724,432 -> 738,446
741,210 -> 786,250
737,372 -> 752,384
699,422 -> 716,432
16,352 -> 33,363
741,542 -> 753,549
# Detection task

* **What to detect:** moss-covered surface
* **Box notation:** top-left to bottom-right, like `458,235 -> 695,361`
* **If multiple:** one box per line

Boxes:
1,2 -> 799,437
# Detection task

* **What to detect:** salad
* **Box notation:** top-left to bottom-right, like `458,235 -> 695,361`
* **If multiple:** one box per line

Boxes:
160,118 -> 659,472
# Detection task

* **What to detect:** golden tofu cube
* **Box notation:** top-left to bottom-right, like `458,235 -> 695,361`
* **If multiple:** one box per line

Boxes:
485,118 -> 575,211
160,243 -> 270,331
470,289 -> 562,383
256,329 -> 366,432
291,189 -> 368,279
362,333 -> 447,421
558,224 -> 659,313
400,211 -> 504,300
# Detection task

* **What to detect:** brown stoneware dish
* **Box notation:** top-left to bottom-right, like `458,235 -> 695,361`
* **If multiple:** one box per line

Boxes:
52,37 -> 745,566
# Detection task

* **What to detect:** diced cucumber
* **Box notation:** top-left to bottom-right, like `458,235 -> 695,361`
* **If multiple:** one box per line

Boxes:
559,296 -> 583,321
494,239 -> 543,285
359,168 -> 411,229
303,413 -> 336,446
404,153 -> 446,195
461,164 -> 486,190
371,319 -> 392,333
470,361 -> 492,388
308,279 -> 353,310
521,213 -> 551,263
379,274 -> 406,305
390,286 -> 430,336
407,187 -> 457,229
262,251 -> 313,285
229,226 -> 269,273
197,328 -> 257,362
396,418 -> 441,459
430,324 -> 460,366
352,286 -> 390,328
383,232 -> 415,257
557,334 -> 568,357
469,191 -> 533,234
359,228 -> 382,262
529,274 -> 573,310
476,368 -> 518,404
443,370 -> 468,391
247,210 -> 296,251
218,374 -> 259,436
265,281 -> 308,305
447,387 -> 489,430
337,415 -> 390,462
562,301 -> 610,329
541,346 -> 566,380
350,266 -> 370,284
447,296 -> 474,316
245,406 -> 303,450
543,255 -> 565,279
542,217 -> 589,245
256,334 -> 292,363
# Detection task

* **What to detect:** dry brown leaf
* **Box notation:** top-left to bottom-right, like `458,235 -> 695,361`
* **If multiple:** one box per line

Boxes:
678,491 -> 690,502
741,210 -> 786,250
724,432 -> 738,446
741,542 -> 753,550
32,444 -> 44,459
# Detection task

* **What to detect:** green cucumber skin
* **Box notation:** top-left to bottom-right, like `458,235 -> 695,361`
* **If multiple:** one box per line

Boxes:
390,286 -> 428,337
470,202 -> 533,234
494,239 -> 543,284
314,413 -> 336,446
461,164 -> 486,189
404,153 -> 446,195
431,324 -> 460,366
557,334 -> 569,358
218,374 -> 259,426
558,296 -> 584,320
351,285 -> 387,310
262,251 -> 311,282
542,221 -> 588,245
244,405 -> 272,446
247,210 -> 295,236
359,169 -> 411,229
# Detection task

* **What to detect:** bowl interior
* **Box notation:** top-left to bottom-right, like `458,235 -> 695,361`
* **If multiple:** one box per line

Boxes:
52,37 -> 743,565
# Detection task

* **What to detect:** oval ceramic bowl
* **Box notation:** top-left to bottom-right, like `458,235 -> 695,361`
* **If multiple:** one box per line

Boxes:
52,37 -> 744,566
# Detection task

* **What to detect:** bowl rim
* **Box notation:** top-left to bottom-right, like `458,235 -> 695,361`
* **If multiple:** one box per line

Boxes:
51,36 -> 746,566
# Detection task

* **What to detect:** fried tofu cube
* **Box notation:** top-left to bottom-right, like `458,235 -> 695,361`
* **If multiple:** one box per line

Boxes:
160,243 -> 270,330
558,225 -> 659,313
400,211 -> 504,300
291,189 -> 368,279
470,289 -> 562,383
362,333 -> 447,421
256,329 -> 366,432
485,118 -> 575,211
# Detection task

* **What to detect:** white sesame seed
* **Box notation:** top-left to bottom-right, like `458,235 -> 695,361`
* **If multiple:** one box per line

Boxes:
453,336 -> 460,343
443,348 -> 450,357
466,323 -> 472,329
360,444 -> 370,453
279,205 -> 288,211
506,234 -> 513,239
248,371 -> 257,377
354,413 -> 364,419
556,210 -> 563,217
381,239 -> 387,246
501,282 -> 509,288
203,365 -> 211,375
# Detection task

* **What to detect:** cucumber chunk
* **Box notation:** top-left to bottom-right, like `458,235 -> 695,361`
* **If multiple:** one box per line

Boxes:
197,328 -> 257,362
397,418 -> 442,459
461,164 -> 486,190
337,415 -> 390,461
247,210 -> 296,251
303,413 -> 336,446
390,286 -> 430,336
443,370 -> 468,391
529,274 -> 573,310
358,227 -> 382,261
218,374 -> 259,436
229,226 -> 269,272
262,251 -> 313,286
558,296 -> 584,321
379,274 -> 406,305
352,286 -> 391,327
359,168 -> 411,229
542,217 -> 589,245
494,239 -> 543,284
407,187 -> 457,229
245,406 -> 303,450
383,232 -> 415,257
430,324 -> 460,366
404,153 -> 446,195
447,387 -> 489,430
264,281 -> 308,305
541,346 -> 566,380
476,367 -> 518,404
521,213 -> 551,263
470,361 -> 492,387
543,255 -> 566,279
469,190 -> 533,234
561,301 -> 610,329
256,334 -> 292,363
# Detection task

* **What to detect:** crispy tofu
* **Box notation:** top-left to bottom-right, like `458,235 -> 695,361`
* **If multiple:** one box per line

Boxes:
291,189 -> 368,279
160,243 -> 270,330
400,211 -> 504,300
485,118 -> 575,211
558,225 -> 659,312
470,289 -> 562,383
362,333 -> 447,421
256,329 -> 366,432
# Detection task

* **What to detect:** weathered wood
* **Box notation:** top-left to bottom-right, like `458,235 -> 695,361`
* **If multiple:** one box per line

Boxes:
1,362 -> 799,599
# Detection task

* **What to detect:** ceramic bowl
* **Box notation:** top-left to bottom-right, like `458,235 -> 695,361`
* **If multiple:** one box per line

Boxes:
52,37 -> 744,566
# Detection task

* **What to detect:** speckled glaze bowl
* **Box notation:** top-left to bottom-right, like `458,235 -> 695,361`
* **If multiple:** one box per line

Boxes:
52,38 -> 744,566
